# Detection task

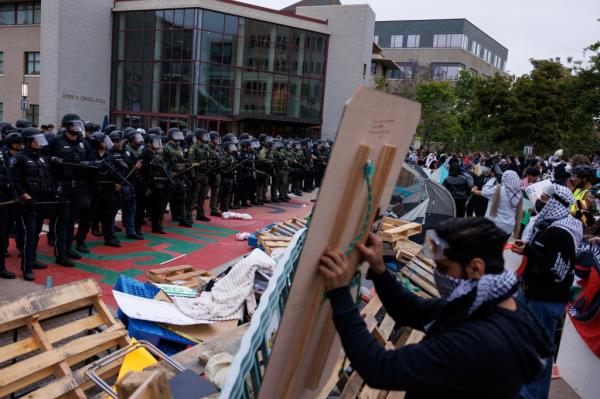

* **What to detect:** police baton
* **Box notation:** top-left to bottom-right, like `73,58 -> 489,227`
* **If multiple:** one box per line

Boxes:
0,199 -> 18,207
101,159 -> 132,186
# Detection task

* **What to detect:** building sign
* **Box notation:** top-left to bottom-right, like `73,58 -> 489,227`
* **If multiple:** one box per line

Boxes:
523,146 -> 533,156
62,93 -> 106,104
20,99 -> 30,111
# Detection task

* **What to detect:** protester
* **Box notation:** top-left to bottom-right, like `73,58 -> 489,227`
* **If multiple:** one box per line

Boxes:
514,184 -> 583,399
443,160 -> 471,217
522,167 -> 541,188
473,170 -> 523,237
319,218 -> 551,398
466,164 -> 491,217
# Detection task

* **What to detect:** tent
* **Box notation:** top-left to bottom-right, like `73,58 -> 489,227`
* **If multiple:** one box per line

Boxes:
389,163 -> 456,243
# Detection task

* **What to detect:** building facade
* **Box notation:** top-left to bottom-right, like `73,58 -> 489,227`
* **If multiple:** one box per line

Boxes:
374,19 -> 508,82
0,0 -> 375,139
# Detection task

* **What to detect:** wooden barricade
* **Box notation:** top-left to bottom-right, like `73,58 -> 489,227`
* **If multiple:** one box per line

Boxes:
379,217 -> 422,243
147,265 -> 212,288
0,279 -> 130,399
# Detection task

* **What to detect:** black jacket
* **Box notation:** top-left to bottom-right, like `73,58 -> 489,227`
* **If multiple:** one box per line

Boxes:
327,270 -> 551,399
443,174 -> 470,200
522,226 -> 577,302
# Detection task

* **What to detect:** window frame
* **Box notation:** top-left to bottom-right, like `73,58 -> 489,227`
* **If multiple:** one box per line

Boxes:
0,2 -> 40,25
0,52 -> 4,74
25,52 -> 41,75
390,34 -> 403,48
405,34 -> 420,48
25,104 -> 39,127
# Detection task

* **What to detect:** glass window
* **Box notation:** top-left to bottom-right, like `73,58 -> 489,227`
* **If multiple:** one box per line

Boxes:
432,64 -> 463,81
0,3 -> 15,25
25,104 -> 39,127
25,52 -> 40,75
433,34 -> 465,48
406,35 -> 420,48
388,64 -> 413,80
17,2 -> 32,24
203,10 -> 224,32
224,15 -> 239,35
0,52 -> 3,74
370,62 -> 377,75
390,34 -> 403,48
374,35 -> 379,45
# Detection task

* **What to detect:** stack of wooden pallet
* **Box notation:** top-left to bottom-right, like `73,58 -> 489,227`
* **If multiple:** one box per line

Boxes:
379,216 -> 422,243
0,279 -> 131,398
257,217 -> 307,255
147,264 -> 213,289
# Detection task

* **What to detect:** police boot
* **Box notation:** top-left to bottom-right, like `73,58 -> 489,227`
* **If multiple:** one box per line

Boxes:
32,260 -> 47,269
76,241 -> 90,253
23,270 -> 35,281
210,210 -> 222,217
196,215 -> 211,222
55,257 -> 75,267
104,240 -> 122,248
178,221 -> 193,228
0,267 -> 15,279
66,248 -> 82,260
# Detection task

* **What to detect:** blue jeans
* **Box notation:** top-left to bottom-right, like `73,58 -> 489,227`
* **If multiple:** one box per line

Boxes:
516,292 -> 566,399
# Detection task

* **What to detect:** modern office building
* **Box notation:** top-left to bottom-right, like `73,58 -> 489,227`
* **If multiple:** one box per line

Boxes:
374,19 -> 508,82
0,0 -> 375,139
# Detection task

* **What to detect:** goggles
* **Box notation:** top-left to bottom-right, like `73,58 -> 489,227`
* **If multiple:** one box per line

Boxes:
422,230 -> 450,261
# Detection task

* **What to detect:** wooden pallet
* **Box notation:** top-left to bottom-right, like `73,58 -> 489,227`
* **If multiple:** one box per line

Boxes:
379,217 -> 422,243
394,239 -> 423,262
147,265 -> 212,289
0,279 -> 131,399
400,255 -> 439,298
257,217 -> 308,255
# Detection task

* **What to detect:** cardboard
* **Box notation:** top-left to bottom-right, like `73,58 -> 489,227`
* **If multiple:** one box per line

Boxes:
163,320 -> 239,343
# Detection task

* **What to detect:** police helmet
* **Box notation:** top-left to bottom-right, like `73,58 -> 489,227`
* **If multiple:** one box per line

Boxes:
15,119 -> 31,129
222,140 -> 237,153
109,130 -> 124,142
148,133 -> 163,149
127,130 -> 144,144
223,133 -> 238,145
208,131 -> 221,143
90,132 -> 113,149
103,124 -> 118,134
168,128 -> 184,141
258,133 -> 267,142
6,132 -> 23,147
21,127 -> 48,148
239,132 -> 251,141
84,122 -> 100,133
240,139 -> 252,148
194,128 -> 209,141
147,127 -> 162,136
0,121 -> 13,135
185,131 -> 196,144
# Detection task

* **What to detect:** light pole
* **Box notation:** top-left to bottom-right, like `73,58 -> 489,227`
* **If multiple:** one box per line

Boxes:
21,82 -> 29,119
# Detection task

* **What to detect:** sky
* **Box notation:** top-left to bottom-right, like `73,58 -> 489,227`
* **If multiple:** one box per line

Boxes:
246,0 -> 600,76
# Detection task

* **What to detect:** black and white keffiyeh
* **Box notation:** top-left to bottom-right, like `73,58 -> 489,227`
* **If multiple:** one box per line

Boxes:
522,184 -> 583,248
502,170 -> 523,209
434,269 -> 519,316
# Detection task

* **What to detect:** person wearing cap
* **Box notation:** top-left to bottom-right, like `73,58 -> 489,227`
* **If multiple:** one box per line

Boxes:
514,184 -> 583,399
319,217 -> 551,398
9,128 -> 53,280
48,113 -> 95,267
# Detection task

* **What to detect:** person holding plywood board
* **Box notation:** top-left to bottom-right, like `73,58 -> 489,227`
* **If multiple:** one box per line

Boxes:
319,218 -> 552,398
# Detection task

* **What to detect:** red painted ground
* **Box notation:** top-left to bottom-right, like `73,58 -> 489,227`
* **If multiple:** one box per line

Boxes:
2,197 -> 313,307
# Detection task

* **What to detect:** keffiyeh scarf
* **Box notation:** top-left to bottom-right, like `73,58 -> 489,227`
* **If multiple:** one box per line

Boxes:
522,184 -> 583,248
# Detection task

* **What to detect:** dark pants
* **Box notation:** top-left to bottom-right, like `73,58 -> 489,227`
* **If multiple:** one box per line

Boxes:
19,206 -> 44,272
170,179 -> 187,223
220,177 -> 234,212
77,185 -> 117,244
279,172 -> 289,199
256,172 -> 267,202
118,185 -> 136,236
54,184 -> 85,258
454,198 -> 467,218
517,292 -> 566,399
149,185 -> 168,231
240,174 -> 256,206
0,206 -> 9,272
134,182 -> 148,234
208,173 -> 221,213
315,165 -> 326,188
194,174 -> 210,218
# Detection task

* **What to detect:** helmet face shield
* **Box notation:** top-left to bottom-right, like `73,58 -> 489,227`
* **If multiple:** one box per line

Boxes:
69,120 -> 85,134
227,143 -> 237,152
32,134 -> 48,148
132,133 -> 144,144
252,140 -> 260,149
422,230 -> 449,261
152,138 -> 163,149
171,131 -> 184,141
104,136 -> 114,150
202,134 -> 210,143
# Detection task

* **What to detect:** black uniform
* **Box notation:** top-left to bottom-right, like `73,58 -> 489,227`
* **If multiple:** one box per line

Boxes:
10,147 -> 54,276
0,151 -> 17,279
48,135 -> 93,263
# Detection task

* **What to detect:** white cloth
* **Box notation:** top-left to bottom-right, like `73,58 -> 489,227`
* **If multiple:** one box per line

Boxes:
222,211 -> 252,220
173,249 -> 275,321
482,177 -> 519,235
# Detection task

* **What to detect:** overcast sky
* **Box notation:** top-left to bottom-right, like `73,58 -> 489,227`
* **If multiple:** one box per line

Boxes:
247,0 -> 600,76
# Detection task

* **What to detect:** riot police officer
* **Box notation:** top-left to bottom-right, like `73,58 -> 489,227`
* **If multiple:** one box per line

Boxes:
0,147 -> 17,279
141,134 -> 171,234
188,129 -> 211,222
257,137 -> 275,203
238,139 -> 257,207
48,113 -> 94,267
110,130 -> 142,240
127,129 -> 148,237
207,131 -> 223,216
9,128 -> 53,280
163,128 -> 191,227
219,140 -> 237,213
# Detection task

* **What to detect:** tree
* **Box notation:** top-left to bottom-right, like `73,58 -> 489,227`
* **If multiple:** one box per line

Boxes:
415,81 -> 462,150
373,75 -> 392,93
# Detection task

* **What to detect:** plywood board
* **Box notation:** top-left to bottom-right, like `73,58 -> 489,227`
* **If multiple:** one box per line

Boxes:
260,87 -> 420,399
